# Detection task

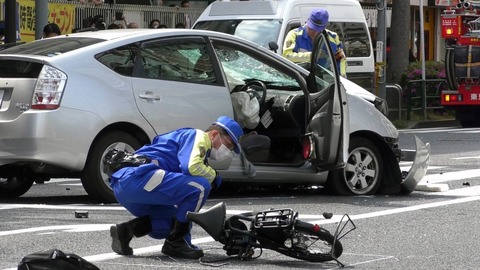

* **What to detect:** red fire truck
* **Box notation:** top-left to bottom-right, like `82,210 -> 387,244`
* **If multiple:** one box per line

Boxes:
441,0 -> 480,126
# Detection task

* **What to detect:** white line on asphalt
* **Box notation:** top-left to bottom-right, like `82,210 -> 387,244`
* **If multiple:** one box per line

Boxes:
312,195 -> 480,225
452,155 -> 480,160
400,127 -> 478,133
420,168 -> 480,184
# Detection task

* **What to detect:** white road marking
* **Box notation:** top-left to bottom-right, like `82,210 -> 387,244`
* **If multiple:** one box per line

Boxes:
312,195 -> 480,225
400,127 -> 478,133
452,155 -> 480,160
420,169 -> 480,184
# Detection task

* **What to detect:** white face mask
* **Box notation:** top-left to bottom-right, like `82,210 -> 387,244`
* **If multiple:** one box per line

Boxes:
210,143 -> 233,162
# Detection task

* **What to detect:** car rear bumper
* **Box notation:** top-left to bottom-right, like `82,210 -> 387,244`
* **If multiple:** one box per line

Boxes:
400,135 -> 430,193
0,108 -> 100,171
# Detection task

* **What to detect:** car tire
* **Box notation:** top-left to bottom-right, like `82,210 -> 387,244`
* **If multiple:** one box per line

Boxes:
0,176 -> 34,198
326,137 -> 383,195
82,131 -> 142,203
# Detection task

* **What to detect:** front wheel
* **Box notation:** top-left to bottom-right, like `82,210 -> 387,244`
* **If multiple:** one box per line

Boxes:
275,220 -> 343,262
326,137 -> 384,195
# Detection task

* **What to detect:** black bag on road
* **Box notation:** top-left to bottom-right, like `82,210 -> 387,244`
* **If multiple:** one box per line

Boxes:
18,249 -> 100,270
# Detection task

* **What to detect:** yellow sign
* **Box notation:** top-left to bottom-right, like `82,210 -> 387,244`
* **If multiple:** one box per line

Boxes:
12,0 -> 76,42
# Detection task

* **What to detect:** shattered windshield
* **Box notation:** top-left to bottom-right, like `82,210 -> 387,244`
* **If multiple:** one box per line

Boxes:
213,44 -> 300,90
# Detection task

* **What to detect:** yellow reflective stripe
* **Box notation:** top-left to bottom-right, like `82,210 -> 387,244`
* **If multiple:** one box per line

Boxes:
188,130 -> 216,183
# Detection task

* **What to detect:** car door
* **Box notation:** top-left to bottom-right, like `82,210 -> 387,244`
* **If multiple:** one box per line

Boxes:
306,31 -> 349,170
131,36 -> 234,135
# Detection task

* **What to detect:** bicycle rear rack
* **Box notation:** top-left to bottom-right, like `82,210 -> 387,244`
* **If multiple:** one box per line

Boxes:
253,208 -> 297,228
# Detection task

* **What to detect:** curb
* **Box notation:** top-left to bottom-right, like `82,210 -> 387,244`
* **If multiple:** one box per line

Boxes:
408,119 -> 460,129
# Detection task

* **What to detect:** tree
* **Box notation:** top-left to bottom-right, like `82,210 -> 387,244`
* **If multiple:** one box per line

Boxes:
386,1 -> 411,84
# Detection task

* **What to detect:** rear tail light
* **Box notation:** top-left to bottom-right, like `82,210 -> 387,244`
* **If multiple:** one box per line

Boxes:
31,65 -> 67,110
301,135 -> 314,160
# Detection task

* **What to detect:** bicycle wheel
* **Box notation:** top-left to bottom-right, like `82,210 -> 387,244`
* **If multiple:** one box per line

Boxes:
275,220 -> 343,262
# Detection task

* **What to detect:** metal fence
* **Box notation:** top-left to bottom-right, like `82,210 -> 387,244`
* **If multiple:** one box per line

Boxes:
405,78 -> 447,120
51,0 -> 208,30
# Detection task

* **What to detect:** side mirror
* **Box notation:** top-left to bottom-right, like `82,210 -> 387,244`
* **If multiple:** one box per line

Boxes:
268,41 -> 279,53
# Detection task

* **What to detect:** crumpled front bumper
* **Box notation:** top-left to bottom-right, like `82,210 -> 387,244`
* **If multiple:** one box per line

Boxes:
400,135 -> 430,193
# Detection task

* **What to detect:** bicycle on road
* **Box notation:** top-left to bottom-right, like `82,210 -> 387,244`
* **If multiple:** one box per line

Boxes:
187,202 -> 356,266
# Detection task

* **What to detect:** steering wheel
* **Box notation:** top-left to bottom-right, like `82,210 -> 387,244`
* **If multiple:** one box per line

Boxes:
237,80 -> 267,105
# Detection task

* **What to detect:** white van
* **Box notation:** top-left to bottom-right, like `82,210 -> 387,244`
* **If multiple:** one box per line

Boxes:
193,0 -> 375,91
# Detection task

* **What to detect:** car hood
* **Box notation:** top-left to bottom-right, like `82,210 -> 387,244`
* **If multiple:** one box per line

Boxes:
340,77 -> 376,102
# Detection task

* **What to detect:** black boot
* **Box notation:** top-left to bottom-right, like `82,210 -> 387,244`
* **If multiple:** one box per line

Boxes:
161,220 -> 204,259
110,216 -> 152,255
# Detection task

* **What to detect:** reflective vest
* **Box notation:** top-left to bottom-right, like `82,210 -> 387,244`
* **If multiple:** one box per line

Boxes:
283,25 -> 347,77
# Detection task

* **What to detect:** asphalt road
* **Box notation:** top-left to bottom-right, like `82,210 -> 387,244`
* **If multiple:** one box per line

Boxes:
1,126 -> 480,270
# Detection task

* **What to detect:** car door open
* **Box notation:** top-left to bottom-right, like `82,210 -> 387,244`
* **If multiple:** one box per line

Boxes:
305,31 -> 349,170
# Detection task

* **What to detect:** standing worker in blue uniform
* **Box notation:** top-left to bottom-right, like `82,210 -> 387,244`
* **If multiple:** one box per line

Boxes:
109,116 -> 243,259
283,8 -> 347,77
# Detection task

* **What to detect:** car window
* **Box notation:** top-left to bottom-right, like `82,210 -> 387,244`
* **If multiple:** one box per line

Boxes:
194,20 -> 282,49
96,44 -> 138,76
328,22 -> 371,57
312,35 -> 336,91
137,38 -> 216,84
211,43 -> 300,91
0,37 -> 104,56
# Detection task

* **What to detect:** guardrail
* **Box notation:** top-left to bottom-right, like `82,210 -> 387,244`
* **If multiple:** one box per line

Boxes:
50,0 -> 207,30
405,78 -> 447,121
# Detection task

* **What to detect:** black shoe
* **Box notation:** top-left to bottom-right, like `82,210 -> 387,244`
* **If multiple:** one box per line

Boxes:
161,238 -> 204,259
110,223 -> 133,255
110,216 -> 152,255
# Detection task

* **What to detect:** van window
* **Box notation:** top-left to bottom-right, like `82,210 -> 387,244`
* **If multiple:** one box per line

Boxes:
194,20 -> 282,49
328,22 -> 371,58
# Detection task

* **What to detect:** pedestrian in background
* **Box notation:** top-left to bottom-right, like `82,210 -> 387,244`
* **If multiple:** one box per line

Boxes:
42,23 -> 61,38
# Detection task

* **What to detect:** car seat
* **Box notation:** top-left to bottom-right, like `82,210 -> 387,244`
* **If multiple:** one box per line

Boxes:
240,133 -> 270,163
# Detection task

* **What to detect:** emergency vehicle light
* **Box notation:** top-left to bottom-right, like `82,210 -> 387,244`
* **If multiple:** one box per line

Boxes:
444,94 -> 463,102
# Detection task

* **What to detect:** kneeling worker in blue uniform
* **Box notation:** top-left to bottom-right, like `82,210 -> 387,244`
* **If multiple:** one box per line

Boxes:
109,116 -> 243,259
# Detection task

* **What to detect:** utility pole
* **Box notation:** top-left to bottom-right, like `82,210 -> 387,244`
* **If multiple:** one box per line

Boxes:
376,0 -> 387,99
36,0 -> 49,40
4,0 -> 16,44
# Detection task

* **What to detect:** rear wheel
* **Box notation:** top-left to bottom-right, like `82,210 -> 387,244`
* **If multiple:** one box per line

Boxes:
275,220 -> 343,262
82,131 -> 142,203
0,176 -> 34,198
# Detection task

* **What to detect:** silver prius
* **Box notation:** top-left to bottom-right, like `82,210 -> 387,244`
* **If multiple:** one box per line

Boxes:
0,29 -> 428,202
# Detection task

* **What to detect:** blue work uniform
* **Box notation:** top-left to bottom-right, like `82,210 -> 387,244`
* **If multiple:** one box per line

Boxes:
283,25 -> 347,77
110,128 -> 216,240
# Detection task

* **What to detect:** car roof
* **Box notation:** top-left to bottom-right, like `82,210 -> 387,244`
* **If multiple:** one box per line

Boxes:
0,29 -> 271,62
60,28 -> 240,43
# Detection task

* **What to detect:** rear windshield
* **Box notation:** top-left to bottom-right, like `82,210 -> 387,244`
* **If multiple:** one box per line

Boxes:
0,37 -> 104,56
0,60 -> 43,78
328,22 -> 371,57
